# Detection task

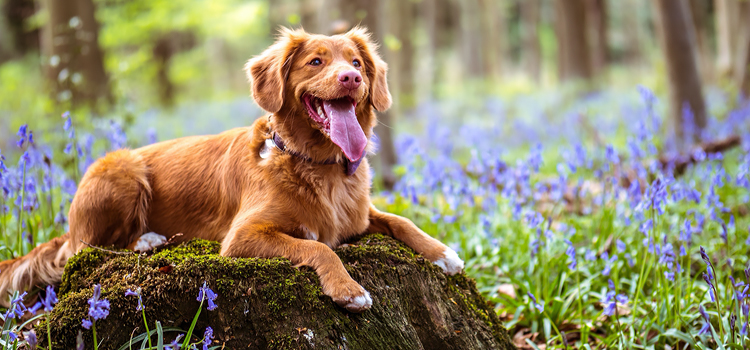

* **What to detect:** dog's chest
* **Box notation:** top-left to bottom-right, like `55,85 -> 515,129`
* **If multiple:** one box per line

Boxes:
297,174 -> 369,247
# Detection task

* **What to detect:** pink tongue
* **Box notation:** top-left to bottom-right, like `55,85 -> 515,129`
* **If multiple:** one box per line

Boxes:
323,99 -> 367,162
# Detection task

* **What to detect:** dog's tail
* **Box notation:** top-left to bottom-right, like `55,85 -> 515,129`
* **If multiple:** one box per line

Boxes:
0,233 -> 74,306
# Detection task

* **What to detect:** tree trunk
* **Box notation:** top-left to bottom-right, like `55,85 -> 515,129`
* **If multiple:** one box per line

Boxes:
40,0 -> 110,106
585,0 -> 608,76
459,0 -> 484,78
554,0 -> 592,82
521,0 -> 541,83
420,0 -> 438,95
392,0 -> 416,108
38,235 -> 514,349
621,0 -> 642,65
479,0 -> 506,80
715,0 -> 739,78
654,0 -> 707,145
690,0 -> 714,83
734,1 -> 750,94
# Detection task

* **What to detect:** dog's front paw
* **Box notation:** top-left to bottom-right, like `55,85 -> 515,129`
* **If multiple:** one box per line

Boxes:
433,247 -> 464,275
133,232 -> 167,252
325,279 -> 372,313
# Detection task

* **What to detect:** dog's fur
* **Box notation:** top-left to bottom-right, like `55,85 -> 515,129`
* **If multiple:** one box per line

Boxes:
0,27 -> 463,312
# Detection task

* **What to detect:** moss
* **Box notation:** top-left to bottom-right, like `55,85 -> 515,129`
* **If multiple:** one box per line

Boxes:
38,234 -> 514,350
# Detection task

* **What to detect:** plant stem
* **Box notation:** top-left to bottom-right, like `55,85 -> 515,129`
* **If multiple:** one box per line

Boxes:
17,165 -> 27,256
47,316 -> 52,350
142,308 -> 152,349
92,321 -> 98,350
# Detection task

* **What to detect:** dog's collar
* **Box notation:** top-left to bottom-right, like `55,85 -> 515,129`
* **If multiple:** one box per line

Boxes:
266,132 -> 364,176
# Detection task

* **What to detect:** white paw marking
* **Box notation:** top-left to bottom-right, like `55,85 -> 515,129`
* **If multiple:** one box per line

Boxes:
133,232 -> 167,252
433,247 -> 464,275
344,289 -> 372,312
300,225 -> 319,241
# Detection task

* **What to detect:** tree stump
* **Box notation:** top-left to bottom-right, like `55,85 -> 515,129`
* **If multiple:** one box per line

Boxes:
36,234 -> 515,349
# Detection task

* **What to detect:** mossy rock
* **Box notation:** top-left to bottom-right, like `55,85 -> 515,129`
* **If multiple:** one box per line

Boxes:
37,234 -> 515,349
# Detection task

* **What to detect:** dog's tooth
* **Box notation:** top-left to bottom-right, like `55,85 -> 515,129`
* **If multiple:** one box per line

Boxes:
317,106 -> 324,117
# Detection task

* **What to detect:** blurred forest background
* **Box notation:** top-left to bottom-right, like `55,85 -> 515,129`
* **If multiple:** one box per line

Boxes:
1,0 -> 750,187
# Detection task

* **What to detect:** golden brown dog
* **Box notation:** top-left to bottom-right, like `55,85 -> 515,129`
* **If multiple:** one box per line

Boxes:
0,27 -> 463,312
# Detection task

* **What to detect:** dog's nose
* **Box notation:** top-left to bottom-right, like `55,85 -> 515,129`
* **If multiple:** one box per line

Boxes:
338,71 -> 362,90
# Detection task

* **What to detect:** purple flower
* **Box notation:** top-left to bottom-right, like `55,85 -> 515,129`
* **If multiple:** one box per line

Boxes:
16,124 -> 28,148
81,319 -> 92,329
165,334 -> 184,350
125,288 -> 143,311
602,254 -> 617,276
197,282 -> 218,311
527,292 -> 544,312
564,239 -> 577,270
698,305 -> 711,335
605,145 -> 619,165
41,285 -> 58,312
616,239 -> 626,253
87,284 -> 110,321
524,211 -> 544,228
4,291 -> 28,319
202,326 -> 214,350
639,219 -> 653,236
24,330 -> 37,349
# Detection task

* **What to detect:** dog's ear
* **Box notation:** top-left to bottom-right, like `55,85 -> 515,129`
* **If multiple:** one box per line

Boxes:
345,27 -> 392,112
245,28 -> 307,113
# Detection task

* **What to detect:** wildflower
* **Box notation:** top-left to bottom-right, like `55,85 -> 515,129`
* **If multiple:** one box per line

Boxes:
602,279 -> 627,316
16,124 -> 28,148
4,291 -> 28,319
165,334 -> 184,350
527,292 -> 544,312
524,211 -> 543,228
605,145 -> 619,165
585,249 -> 596,261
4,330 -> 18,342
41,285 -> 58,312
24,330 -> 37,350
84,284 -> 110,327
639,219 -> 653,236
202,326 -> 214,350
125,288 -> 143,311
602,254 -> 617,276
564,240 -> 577,270
616,239 -> 626,253
197,282 -> 218,311
698,305 -> 711,335
81,319 -> 92,329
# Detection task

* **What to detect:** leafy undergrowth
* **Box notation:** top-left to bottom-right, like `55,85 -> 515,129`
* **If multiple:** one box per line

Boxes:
1,85 -> 750,348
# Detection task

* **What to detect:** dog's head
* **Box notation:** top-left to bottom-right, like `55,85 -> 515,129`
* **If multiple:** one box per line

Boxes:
246,27 -> 391,163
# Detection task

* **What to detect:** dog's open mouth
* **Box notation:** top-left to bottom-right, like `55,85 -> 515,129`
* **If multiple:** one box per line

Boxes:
303,94 -> 367,162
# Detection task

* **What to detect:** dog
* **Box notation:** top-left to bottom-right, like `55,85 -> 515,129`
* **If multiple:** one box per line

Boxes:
0,27 -> 463,312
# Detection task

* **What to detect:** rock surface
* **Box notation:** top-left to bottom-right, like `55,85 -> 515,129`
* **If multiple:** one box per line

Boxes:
37,234 -> 515,349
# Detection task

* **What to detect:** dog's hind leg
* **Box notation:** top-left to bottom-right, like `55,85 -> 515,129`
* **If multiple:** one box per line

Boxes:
0,150 -> 152,305
68,149 -> 152,250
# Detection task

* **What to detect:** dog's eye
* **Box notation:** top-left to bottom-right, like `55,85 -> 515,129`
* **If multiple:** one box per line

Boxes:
352,59 -> 361,69
309,58 -> 322,66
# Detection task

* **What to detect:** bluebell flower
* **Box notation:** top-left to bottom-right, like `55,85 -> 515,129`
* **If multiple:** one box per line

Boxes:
41,285 -> 57,312
125,288 -> 143,311
4,291 -> 28,319
616,239 -> 626,253
16,124 -> 28,148
564,239 -> 577,270
639,219 -> 653,236
4,330 -> 18,342
698,305 -> 711,335
527,292 -> 544,312
602,254 -> 617,276
24,330 -> 37,349
202,326 -> 214,350
165,334 -> 184,350
87,284 -> 110,321
585,249 -> 596,261
197,282 -> 218,311
524,211 -> 543,228
605,145 -> 619,165
81,319 -> 92,330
